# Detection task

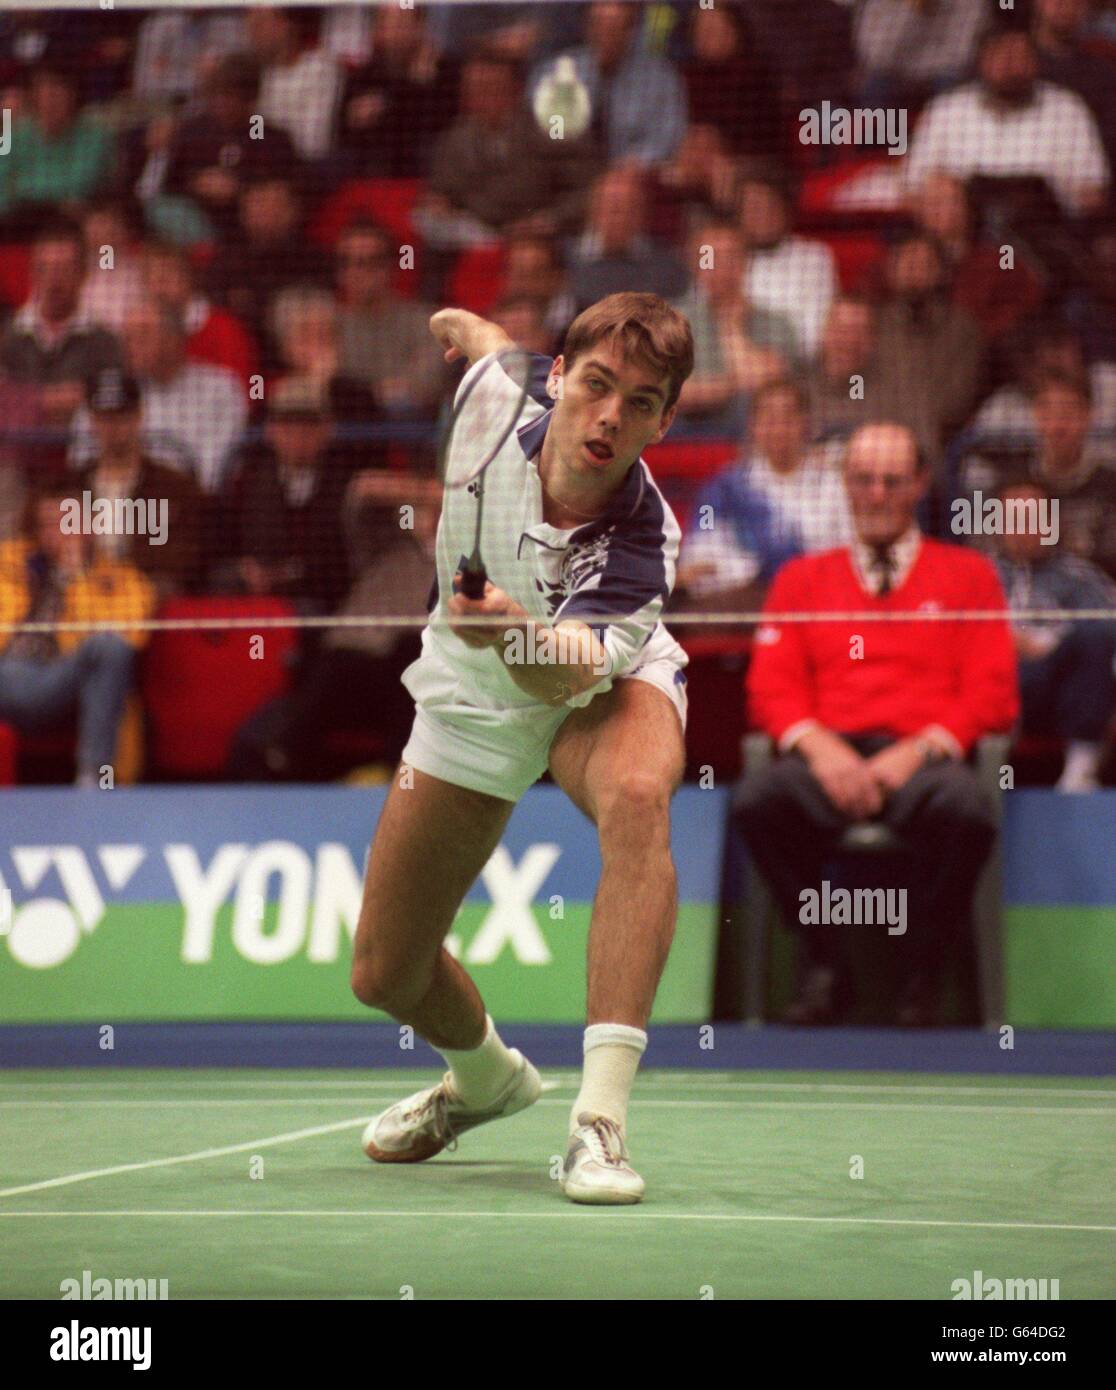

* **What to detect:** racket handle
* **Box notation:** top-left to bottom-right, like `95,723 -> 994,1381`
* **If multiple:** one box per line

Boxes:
460,560 -> 488,600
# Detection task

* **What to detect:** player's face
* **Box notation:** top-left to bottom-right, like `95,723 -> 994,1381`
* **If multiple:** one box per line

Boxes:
547,340 -> 674,482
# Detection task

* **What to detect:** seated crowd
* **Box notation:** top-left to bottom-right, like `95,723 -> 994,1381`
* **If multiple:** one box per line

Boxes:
0,0 -> 1113,808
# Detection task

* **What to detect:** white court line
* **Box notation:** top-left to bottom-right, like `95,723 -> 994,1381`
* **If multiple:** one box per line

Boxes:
2,1078 -> 1112,1098
1,1098 -> 1113,1115
0,1209 -> 1111,1235
0,1117 -> 368,1198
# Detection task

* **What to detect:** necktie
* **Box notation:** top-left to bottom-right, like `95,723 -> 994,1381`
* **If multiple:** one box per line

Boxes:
871,544 -> 895,596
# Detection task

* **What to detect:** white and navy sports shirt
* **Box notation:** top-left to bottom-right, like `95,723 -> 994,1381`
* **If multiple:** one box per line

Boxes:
408,349 -> 687,713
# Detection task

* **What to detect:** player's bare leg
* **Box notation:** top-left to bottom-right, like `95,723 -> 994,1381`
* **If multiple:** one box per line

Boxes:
352,766 -> 541,1161
547,678 -> 686,1201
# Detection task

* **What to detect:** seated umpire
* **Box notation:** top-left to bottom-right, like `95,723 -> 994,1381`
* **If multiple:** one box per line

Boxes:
735,423 -> 1019,1026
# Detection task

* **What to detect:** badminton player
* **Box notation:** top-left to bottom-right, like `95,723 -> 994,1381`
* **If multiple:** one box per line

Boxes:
353,292 -> 694,1204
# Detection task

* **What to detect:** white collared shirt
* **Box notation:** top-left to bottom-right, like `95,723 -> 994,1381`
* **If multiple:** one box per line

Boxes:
851,524 -> 922,595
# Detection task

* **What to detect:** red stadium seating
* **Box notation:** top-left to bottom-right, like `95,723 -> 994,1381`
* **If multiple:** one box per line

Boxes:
643,440 -> 738,529
0,243 -> 31,310
0,722 -> 17,784
140,597 -> 299,778
447,245 -> 506,315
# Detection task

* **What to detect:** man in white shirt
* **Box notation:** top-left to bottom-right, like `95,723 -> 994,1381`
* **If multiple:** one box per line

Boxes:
736,177 -> 837,359
354,293 -> 696,1207
902,27 -> 1109,216
71,299 -> 247,492
247,6 -> 343,161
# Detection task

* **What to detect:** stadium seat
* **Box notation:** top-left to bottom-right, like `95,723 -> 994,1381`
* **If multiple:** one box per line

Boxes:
0,243 -> 31,310
0,722 -> 16,784
644,440 -> 738,530
447,245 -> 506,315
140,597 -> 299,778
738,731 -> 1010,1028
678,635 -> 752,779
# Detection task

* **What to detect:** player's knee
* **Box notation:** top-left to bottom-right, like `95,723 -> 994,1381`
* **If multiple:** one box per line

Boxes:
598,770 -> 671,835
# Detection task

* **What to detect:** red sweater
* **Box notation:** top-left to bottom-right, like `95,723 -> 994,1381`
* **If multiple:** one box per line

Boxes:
748,539 -> 1019,753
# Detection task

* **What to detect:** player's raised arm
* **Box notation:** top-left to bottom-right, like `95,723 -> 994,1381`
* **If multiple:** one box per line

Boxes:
429,307 -> 514,368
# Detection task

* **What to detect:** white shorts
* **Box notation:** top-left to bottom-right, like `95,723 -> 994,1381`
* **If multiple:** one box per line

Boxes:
401,656 -> 688,803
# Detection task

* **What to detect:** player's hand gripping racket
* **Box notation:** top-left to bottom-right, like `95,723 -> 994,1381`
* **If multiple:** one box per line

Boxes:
437,347 -> 533,599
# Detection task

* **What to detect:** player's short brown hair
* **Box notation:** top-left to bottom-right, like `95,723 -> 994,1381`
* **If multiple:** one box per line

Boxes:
562,292 -> 695,412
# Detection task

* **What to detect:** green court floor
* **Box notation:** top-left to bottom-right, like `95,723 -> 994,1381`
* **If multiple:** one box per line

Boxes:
1,1069 -> 1113,1300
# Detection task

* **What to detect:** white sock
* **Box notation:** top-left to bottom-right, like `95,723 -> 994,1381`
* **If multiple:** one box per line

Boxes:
1058,741 -> 1101,792
569,1023 -> 647,1136
439,1014 -> 520,1108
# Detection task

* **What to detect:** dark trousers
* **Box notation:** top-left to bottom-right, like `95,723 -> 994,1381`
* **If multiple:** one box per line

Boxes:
1019,623 -> 1116,743
734,735 -> 998,992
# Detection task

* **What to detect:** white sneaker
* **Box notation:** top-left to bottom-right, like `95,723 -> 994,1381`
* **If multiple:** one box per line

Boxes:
362,1051 -> 541,1163
560,1112 -> 645,1205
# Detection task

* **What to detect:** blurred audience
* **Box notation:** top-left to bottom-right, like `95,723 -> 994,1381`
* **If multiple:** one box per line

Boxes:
247,6 -> 343,163
737,176 -> 836,359
803,296 -> 880,442
0,478 -> 153,786
871,232 -> 986,474
529,1 -> 686,168
670,219 -> 795,439
960,372 -> 1116,580
903,26 -> 1109,218
334,221 -> 447,417
0,222 -> 122,427
568,168 -> 687,312
991,478 -> 1116,792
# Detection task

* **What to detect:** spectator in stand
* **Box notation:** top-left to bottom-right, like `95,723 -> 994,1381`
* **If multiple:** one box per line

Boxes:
649,124 -> 742,246
161,54 -> 299,243
568,168 -> 687,313
0,66 -> 116,228
670,219 -> 796,439
419,51 -> 599,255
226,470 -> 438,780
334,221 -> 447,418
803,296 -> 880,443
246,6 -> 343,162
899,173 -> 1044,344
991,478 -> 1116,792
871,232 -> 985,475
736,176 -> 836,360
70,300 -> 246,493
0,221 -> 122,427
0,479 -> 155,788
490,296 -> 555,357
973,320 -> 1116,437
130,8 -> 247,107
218,376 -> 357,612
736,422 -> 1019,1026
960,372 -> 1116,580
677,380 -> 853,607
71,368 -> 204,594
1068,228 -> 1116,365
340,3 -> 458,178
1032,0 -> 1116,172
682,1 -> 780,166
902,26 -> 1109,218
495,236 -> 577,350
853,0 -> 988,110
270,285 -> 379,425
141,240 -> 258,391
77,197 -> 147,334
206,175 -> 322,362
529,1 -> 687,168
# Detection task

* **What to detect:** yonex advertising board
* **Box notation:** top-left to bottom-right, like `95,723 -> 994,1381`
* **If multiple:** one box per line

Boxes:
0,785 -> 724,1023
